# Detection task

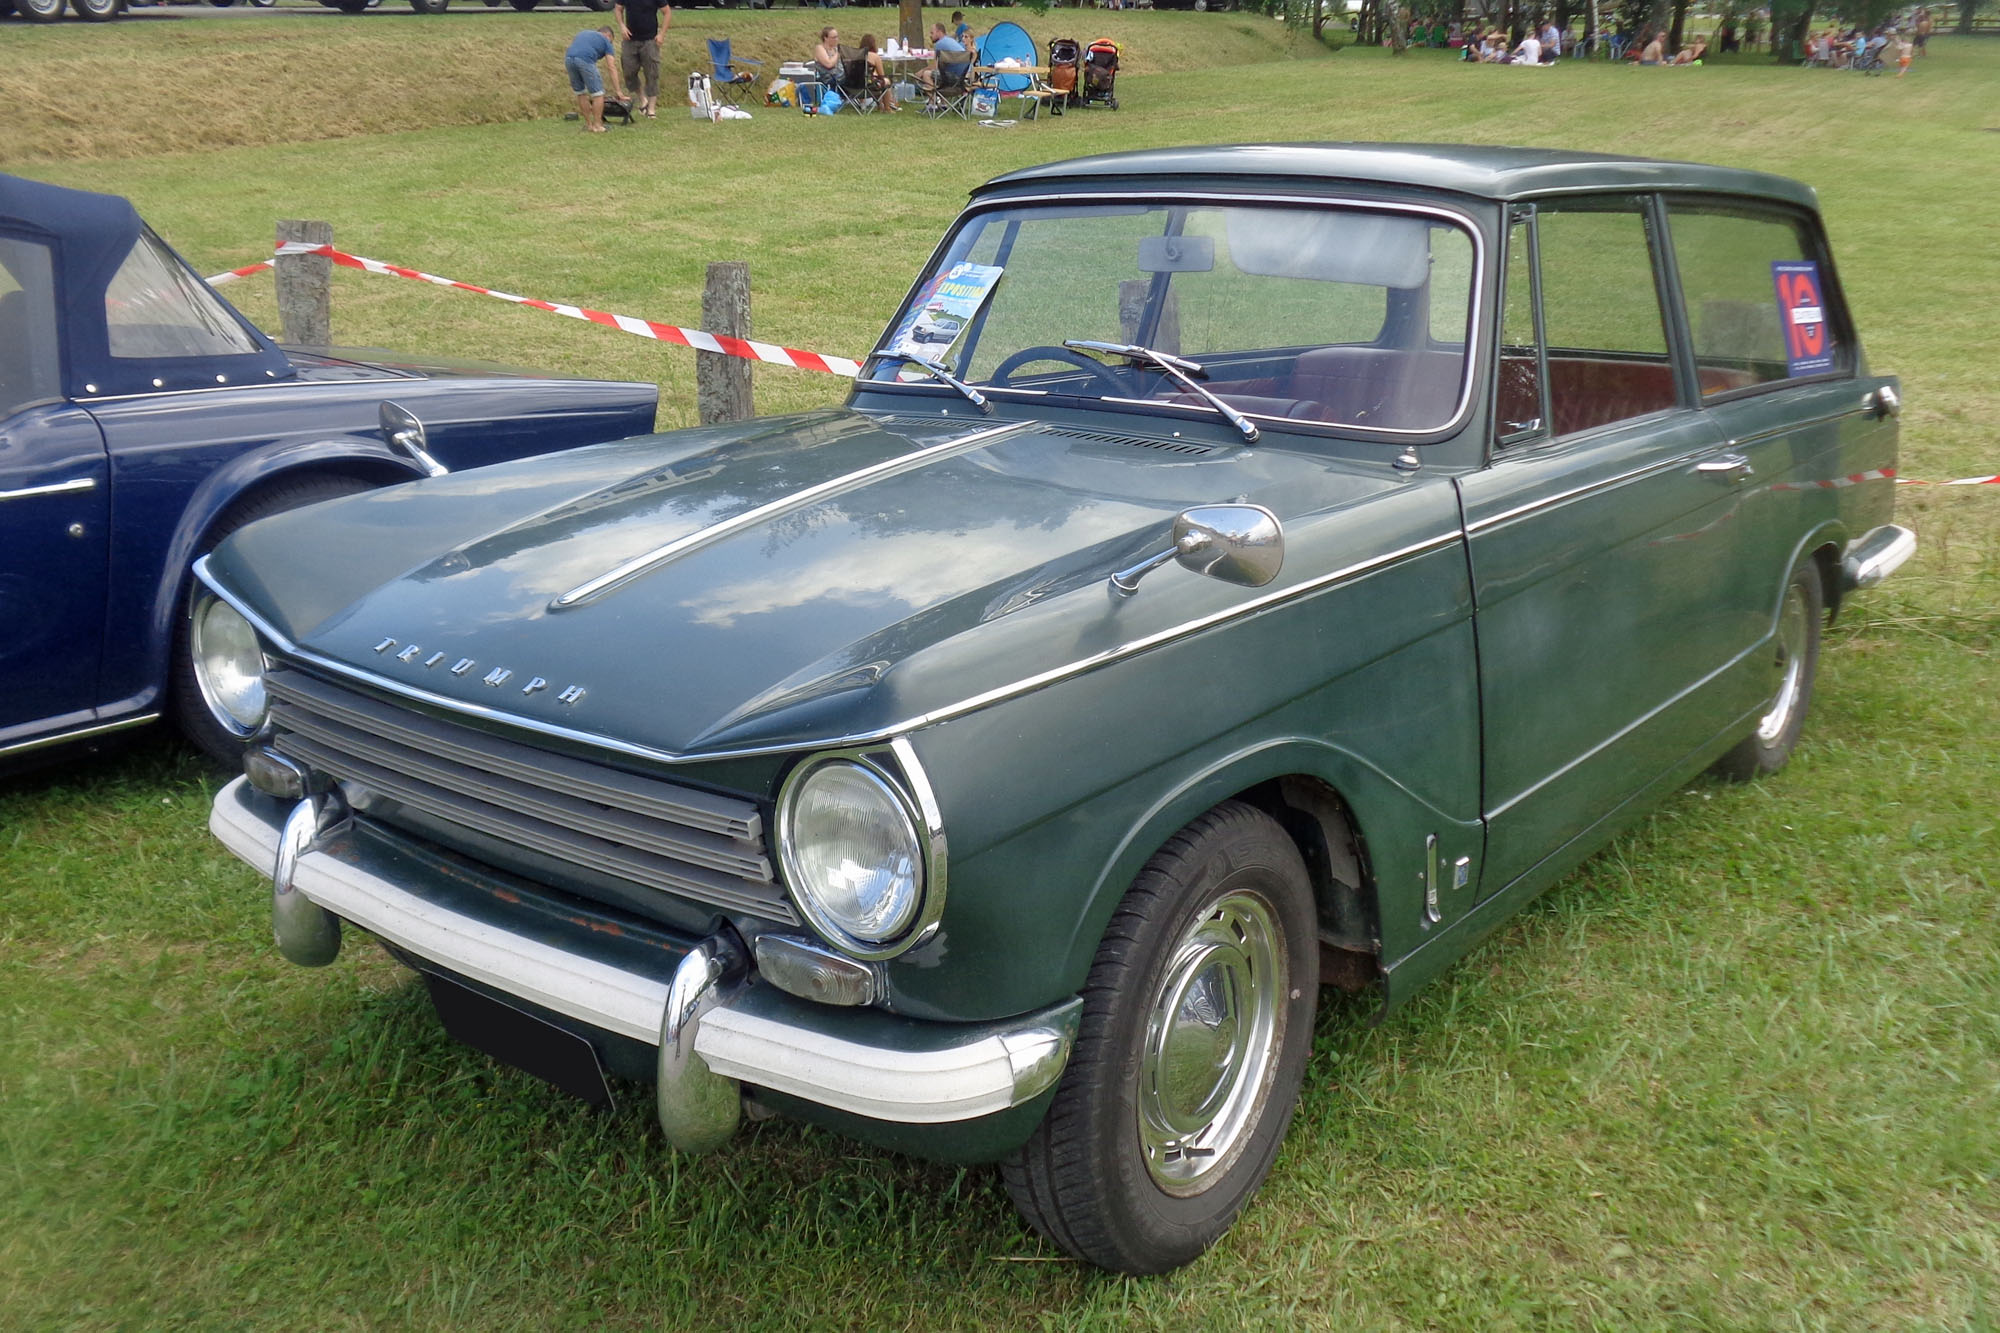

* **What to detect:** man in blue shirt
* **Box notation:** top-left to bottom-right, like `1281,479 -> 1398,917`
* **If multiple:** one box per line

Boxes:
918,21 -> 971,100
565,25 -> 627,133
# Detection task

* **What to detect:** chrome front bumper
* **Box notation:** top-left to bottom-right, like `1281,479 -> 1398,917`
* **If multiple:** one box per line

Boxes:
210,777 -> 1077,1146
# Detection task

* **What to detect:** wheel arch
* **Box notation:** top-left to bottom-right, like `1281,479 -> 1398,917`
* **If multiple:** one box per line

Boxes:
146,440 -> 423,687
1052,737 -> 1444,1006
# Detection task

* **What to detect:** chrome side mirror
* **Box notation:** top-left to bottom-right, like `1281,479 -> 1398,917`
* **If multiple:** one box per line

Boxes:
380,400 -> 449,478
1110,504 -> 1284,596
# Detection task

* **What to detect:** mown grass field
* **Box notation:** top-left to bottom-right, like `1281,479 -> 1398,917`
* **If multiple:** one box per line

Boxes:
4,19 -> 1998,1330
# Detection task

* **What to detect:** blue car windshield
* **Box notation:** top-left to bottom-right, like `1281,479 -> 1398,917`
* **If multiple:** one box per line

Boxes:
864,199 -> 1479,435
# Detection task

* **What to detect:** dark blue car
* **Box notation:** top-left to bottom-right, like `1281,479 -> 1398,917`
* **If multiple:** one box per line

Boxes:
0,173 -> 658,767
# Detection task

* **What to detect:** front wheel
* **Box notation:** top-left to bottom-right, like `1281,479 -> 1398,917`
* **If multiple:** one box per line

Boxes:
1002,802 -> 1318,1273
75,0 -> 120,17
409,0 -> 447,11
172,474 -> 377,769
1711,558 -> 1823,781
16,0 -> 67,22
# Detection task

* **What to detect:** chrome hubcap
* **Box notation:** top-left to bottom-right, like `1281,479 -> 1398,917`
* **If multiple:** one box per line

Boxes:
1755,583 -> 1809,744
1138,891 -> 1285,1195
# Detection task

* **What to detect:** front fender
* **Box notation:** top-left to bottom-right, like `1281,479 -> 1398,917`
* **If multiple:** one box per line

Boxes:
137,439 -> 422,705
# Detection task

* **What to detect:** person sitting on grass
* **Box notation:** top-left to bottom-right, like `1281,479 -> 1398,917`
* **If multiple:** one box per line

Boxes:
565,25 -> 627,133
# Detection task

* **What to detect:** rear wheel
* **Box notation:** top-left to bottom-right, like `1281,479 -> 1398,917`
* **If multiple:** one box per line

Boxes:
507,0 -> 537,10
333,0 -> 369,11
1003,802 -> 1318,1274
172,474 -> 377,769
410,0 -> 448,11
16,0 -> 67,22
75,0 -> 121,19
1712,558 -> 1823,781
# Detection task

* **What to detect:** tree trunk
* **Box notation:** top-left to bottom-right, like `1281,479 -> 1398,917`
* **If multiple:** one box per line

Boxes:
898,0 -> 922,52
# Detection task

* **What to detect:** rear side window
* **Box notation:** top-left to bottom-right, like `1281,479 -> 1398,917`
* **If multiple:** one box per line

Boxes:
1666,202 -> 1850,395
0,236 -> 62,417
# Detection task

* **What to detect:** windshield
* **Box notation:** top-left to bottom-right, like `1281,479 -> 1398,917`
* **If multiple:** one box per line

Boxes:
864,199 -> 1478,435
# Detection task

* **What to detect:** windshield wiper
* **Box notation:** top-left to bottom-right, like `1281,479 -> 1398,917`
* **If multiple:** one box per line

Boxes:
1064,340 -> 1259,443
885,353 -> 992,414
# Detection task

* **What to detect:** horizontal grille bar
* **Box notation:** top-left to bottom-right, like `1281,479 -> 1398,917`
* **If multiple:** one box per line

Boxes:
266,669 -> 796,925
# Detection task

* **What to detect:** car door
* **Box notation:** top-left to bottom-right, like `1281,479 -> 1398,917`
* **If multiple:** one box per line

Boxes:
1458,196 -> 1746,896
0,232 -> 110,744
1657,196 -> 1897,725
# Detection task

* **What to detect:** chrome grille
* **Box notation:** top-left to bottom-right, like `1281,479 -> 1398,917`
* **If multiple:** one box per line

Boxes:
264,669 -> 795,924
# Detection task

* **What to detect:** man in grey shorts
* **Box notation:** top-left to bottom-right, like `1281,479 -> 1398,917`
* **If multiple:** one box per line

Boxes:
615,0 -> 671,120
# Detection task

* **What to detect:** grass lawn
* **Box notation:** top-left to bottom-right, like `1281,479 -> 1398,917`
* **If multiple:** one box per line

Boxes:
3,21 -> 1998,1330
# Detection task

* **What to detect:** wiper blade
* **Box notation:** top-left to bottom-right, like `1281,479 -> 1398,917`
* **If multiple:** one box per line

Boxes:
885,353 -> 992,414
1065,339 -> 1259,443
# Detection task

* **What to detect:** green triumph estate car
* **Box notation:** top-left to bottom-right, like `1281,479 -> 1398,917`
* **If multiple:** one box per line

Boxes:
201,145 -> 1914,1273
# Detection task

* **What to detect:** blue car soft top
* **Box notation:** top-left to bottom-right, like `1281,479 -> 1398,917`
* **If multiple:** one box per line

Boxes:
0,172 -> 294,399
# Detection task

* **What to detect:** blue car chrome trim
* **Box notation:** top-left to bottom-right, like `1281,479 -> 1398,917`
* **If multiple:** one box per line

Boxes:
0,476 -> 98,502
198,527 -> 1461,766
0,711 -> 161,758
550,418 -> 1035,611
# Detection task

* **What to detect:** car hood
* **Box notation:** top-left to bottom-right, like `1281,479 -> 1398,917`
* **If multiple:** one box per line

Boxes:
283,347 -> 610,383
209,409 -> 1410,758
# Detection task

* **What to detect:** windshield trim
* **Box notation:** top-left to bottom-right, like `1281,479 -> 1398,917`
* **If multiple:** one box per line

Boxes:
862,190 -> 1489,442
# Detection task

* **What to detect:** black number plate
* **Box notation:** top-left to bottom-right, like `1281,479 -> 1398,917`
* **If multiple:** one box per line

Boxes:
421,970 -> 615,1110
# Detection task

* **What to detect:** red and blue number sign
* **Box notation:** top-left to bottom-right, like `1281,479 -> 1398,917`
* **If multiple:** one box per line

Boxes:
1772,261 -> 1834,376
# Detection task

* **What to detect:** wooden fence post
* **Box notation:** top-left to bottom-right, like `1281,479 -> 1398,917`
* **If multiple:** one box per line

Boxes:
274,219 -> 333,347
698,261 -> 754,425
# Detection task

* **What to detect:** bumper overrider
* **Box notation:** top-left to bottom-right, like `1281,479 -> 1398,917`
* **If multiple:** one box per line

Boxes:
210,776 -> 1079,1149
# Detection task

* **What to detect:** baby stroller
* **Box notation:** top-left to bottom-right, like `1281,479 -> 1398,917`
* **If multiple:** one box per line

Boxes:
1081,38 -> 1120,110
1849,33 -> 1888,74
1048,37 -> 1081,110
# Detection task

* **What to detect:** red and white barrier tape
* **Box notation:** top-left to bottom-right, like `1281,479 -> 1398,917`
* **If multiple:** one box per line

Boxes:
206,241 -> 862,377
1899,473 -> 2000,487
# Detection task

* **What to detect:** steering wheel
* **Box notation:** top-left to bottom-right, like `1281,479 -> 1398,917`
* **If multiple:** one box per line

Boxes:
989,345 -> 1126,396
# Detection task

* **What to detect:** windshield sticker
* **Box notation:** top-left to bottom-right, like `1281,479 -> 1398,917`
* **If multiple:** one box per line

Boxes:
1772,261 -> 1833,376
886,262 -> 1003,361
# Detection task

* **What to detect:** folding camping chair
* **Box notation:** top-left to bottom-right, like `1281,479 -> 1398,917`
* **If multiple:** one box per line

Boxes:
834,46 -> 883,113
706,37 -> 763,107
922,47 -> 977,118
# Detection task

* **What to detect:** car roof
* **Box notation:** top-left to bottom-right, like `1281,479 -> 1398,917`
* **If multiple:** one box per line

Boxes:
979,144 -> 1820,212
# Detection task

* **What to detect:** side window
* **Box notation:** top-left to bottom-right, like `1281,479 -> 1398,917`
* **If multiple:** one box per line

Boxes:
104,228 -> 263,360
0,236 -> 62,418
1535,198 -> 1678,436
1666,202 -> 1850,396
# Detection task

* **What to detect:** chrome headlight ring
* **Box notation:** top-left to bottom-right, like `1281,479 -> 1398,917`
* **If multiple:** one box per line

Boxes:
190,592 -> 272,737
774,737 -> 947,962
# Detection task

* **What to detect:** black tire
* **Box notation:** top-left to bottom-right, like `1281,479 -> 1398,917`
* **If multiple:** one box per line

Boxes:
16,0 -> 66,21
1711,558 -> 1823,781
410,0 -> 447,11
172,474 -> 377,769
334,0 -> 368,10
1002,802 -> 1318,1274
75,0 -> 121,19
507,0 -> 536,10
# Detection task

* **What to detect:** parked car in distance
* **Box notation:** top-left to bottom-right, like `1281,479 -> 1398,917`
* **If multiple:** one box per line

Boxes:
0,173 -> 658,769
200,145 -> 1913,1273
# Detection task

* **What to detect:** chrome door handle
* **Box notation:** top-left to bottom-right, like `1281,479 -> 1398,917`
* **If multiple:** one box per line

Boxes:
0,476 -> 98,503
1695,454 -> 1753,482
1867,385 -> 1901,419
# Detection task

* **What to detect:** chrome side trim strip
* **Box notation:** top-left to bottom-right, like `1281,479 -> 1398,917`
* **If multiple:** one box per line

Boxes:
1486,648 -> 1744,820
551,419 -> 1033,610
0,712 -> 159,758
1721,404 -> 1871,449
0,476 -> 97,503
200,527 -> 1461,766
1467,442 -> 1715,534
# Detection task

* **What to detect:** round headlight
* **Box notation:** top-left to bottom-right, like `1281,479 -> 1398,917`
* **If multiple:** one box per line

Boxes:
778,758 -> 926,957
190,596 -> 269,735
